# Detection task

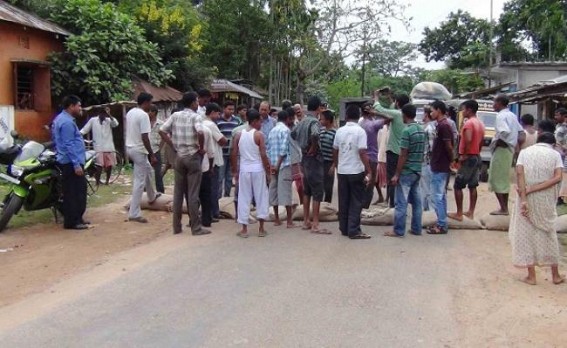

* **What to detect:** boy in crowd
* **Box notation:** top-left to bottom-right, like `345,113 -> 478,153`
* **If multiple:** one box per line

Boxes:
231,110 -> 271,238
333,105 -> 372,239
268,110 -> 296,228
384,104 -> 425,237
427,101 -> 453,235
448,100 -> 485,222
319,110 -> 337,204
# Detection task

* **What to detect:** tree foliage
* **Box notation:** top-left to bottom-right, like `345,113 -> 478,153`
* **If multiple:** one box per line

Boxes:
364,40 -> 419,77
498,0 -> 567,60
26,0 -> 171,105
419,10 -> 491,69
117,0 -> 213,91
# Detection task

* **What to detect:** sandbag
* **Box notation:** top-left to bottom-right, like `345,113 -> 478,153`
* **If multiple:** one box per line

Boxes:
410,82 -> 452,101
125,193 -> 175,212
360,207 -> 394,226
218,197 -> 236,219
555,214 -> 567,233
480,214 -> 510,231
292,203 -> 339,222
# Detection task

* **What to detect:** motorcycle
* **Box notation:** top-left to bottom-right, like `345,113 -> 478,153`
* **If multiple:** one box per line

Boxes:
0,133 -> 96,232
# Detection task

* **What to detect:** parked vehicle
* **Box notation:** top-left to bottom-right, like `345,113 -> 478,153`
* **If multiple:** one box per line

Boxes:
0,133 -> 96,232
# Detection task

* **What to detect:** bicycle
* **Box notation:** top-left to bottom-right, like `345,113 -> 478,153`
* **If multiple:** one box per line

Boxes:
83,140 -> 125,185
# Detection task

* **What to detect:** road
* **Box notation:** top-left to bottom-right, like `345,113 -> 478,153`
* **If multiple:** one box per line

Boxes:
0,217 -> 565,347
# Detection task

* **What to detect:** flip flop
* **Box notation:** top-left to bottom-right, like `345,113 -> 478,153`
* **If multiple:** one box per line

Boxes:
128,217 -> 148,223
489,210 -> 509,216
349,233 -> 371,239
236,231 -> 249,238
302,224 -> 312,231
426,225 -> 448,235
273,221 -> 283,226
311,228 -> 332,235
258,231 -> 268,237
287,223 -> 299,229
553,276 -> 566,285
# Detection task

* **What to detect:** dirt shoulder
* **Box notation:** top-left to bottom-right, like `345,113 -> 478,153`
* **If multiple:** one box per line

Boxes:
0,199 -> 172,307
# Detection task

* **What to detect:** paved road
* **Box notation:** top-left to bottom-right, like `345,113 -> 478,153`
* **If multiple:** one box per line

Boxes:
0,219 -> 478,347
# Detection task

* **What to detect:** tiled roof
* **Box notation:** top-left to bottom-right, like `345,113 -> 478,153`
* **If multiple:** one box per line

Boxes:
0,0 -> 70,36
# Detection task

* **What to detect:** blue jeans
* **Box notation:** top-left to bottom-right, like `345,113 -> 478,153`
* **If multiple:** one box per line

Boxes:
420,164 -> 433,211
431,171 -> 449,228
217,155 -> 232,198
394,173 -> 422,236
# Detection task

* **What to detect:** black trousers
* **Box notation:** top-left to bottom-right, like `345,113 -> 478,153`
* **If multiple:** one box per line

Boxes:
386,151 -> 399,208
338,173 -> 365,237
60,163 -> 87,228
323,160 -> 335,203
199,170 -> 212,227
363,161 -> 378,209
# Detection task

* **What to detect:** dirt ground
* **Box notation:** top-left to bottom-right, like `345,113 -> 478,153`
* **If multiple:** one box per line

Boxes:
0,181 -> 565,346
0,199 -> 171,307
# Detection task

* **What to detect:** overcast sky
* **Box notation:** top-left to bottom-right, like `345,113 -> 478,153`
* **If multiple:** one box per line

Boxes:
388,0 -> 508,69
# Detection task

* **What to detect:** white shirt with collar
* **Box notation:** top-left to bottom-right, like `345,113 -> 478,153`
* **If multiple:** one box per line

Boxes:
333,121 -> 368,175
80,115 -> 119,152
494,108 -> 523,149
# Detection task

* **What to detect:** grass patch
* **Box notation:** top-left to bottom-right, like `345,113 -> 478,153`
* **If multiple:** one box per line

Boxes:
0,167 -> 175,230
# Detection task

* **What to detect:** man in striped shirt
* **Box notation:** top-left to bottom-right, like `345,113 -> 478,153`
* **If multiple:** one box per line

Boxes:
385,104 -> 425,237
319,110 -> 336,203
267,110 -> 295,227
216,100 -> 242,198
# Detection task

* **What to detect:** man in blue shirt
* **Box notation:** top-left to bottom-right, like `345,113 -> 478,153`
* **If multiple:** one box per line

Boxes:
52,95 -> 88,230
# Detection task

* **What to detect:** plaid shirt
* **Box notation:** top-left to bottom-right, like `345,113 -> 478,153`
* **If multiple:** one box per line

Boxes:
267,122 -> 291,168
160,108 -> 203,157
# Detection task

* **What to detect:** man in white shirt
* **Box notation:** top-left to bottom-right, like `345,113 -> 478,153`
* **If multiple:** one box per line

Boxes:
160,92 -> 210,236
80,107 -> 119,185
125,93 -> 161,223
333,105 -> 372,239
148,105 -> 164,193
488,94 -> 525,215
197,88 -> 212,117
199,108 -> 216,228
202,103 -> 228,221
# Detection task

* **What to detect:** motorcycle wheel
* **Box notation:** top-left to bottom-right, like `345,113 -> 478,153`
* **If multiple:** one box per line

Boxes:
0,194 -> 24,233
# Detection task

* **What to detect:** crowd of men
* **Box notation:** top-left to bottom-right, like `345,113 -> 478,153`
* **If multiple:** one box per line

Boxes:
52,88 -> 542,239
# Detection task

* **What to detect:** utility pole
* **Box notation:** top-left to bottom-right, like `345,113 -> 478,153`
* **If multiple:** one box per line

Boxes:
488,0 -> 494,88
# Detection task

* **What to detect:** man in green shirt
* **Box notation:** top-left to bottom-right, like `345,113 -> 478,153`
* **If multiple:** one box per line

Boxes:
384,104 -> 425,237
372,89 -> 411,207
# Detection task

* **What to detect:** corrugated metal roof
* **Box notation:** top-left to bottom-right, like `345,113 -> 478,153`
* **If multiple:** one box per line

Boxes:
211,79 -> 263,99
132,76 -> 182,103
0,0 -> 70,36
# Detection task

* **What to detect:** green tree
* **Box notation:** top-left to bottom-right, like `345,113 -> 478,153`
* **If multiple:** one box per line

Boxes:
364,40 -> 419,78
46,0 -> 171,105
419,10 -> 492,69
201,0 -> 270,82
498,0 -> 567,60
117,0 -> 213,91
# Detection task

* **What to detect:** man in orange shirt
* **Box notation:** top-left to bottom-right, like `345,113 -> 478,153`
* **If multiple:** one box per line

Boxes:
448,100 -> 485,221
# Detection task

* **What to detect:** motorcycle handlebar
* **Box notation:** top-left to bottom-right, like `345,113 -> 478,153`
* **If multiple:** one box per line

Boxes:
42,141 -> 55,149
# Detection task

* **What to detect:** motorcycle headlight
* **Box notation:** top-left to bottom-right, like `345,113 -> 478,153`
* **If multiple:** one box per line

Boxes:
9,165 -> 24,177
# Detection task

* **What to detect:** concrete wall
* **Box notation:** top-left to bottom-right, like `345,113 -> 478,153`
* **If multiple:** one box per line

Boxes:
0,21 -> 65,141
494,66 -> 567,119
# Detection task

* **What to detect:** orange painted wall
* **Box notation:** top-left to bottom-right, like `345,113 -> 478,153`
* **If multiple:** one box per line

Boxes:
0,21 -> 65,141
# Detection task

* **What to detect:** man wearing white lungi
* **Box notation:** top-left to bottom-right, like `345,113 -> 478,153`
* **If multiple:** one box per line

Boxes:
231,109 -> 271,238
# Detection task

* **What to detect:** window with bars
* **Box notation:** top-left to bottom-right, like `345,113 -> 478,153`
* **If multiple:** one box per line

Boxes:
15,65 -> 34,110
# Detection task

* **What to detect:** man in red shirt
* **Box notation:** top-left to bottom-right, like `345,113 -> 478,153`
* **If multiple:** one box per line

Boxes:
448,100 -> 485,221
